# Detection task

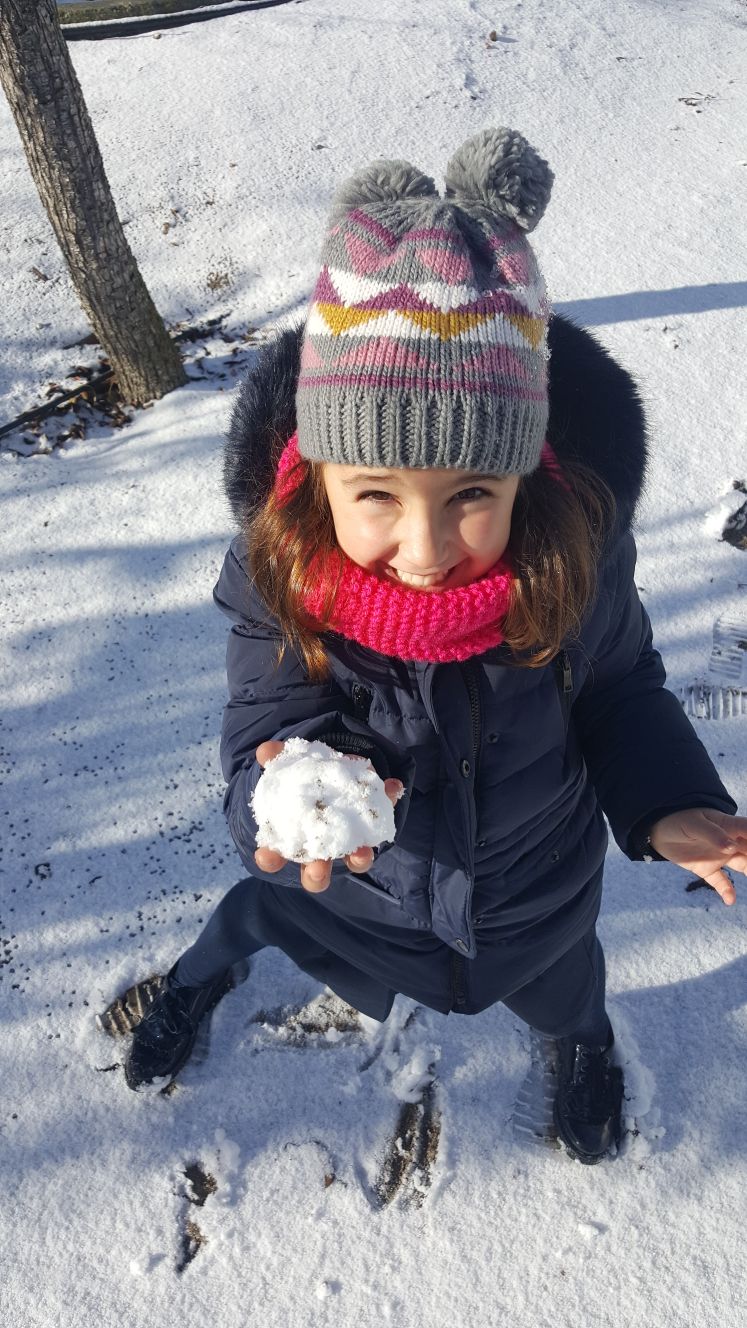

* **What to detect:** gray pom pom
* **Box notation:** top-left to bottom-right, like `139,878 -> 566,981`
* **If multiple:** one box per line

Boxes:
330,160 -> 437,222
444,128 -> 553,232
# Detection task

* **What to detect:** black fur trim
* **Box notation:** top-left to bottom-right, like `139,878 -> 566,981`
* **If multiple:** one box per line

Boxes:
224,326 -> 303,526
546,315 -> 649,533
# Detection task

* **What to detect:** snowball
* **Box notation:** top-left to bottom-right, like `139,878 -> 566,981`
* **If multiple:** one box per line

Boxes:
250,738 -> 398,863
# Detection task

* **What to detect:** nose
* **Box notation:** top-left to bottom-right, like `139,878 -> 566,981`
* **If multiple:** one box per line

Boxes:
399,509 -> 447,572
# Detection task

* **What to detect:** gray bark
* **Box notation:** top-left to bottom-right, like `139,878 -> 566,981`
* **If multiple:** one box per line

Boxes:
0,0 -> 186,404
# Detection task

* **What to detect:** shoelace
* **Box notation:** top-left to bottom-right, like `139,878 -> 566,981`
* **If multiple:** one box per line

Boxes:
143,987 -> 192,1043
565,1045 -> 616,1124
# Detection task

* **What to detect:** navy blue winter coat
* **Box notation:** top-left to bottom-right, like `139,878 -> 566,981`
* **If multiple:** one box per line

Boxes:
213,318 -> 736,1020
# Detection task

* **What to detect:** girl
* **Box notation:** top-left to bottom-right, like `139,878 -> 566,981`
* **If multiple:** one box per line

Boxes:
124,128 -> 745,1163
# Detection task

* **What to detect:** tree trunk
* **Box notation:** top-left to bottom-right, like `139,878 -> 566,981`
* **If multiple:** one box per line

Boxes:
0,0 -> 186,404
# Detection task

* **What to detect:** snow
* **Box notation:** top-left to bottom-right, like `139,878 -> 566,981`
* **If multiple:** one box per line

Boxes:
1,1 -> 746,1326
251,738 -> 397,862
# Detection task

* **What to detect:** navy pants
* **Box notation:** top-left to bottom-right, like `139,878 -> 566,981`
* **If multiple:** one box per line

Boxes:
175,876 -> 610,1045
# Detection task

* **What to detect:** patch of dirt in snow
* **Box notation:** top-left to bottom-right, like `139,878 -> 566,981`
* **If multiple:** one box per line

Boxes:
249,990 -> 364,1047
359,1003 -> 443,1208
183,1161 -> 218,1207
0,315 -> 259,457
370,1077 -> 442,1210
176,1217 -> 205,1274
174,1161 -> 218,1273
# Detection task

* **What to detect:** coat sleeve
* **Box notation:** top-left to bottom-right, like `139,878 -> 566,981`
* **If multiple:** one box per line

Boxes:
214,537 -> 416,887
572,532 -> 737,859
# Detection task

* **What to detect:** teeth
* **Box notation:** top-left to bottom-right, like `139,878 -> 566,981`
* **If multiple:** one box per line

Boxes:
393,568 -> 449,587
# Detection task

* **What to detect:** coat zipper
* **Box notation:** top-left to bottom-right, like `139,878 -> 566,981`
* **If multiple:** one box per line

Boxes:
450,950 -> 468,1010
462,660 -> 482,776
452,661 -> 483,1007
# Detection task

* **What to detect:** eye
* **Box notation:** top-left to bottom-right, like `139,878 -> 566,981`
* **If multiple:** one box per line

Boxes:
453,487 -> 490,502
357,487 -> 490,505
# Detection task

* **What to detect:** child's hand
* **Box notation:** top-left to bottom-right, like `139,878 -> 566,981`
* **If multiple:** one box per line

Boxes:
649,808 -> 747,905
253,740 -> 404,893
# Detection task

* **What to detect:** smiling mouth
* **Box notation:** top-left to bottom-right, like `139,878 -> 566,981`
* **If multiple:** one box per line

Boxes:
387,565 -> 456,589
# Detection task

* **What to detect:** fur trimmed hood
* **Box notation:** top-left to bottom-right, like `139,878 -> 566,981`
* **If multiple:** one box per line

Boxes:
224,315 -> 648,538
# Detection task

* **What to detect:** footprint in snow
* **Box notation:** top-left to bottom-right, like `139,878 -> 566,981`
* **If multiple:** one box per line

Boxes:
252,992 -> 443,1208
100,974 -> 444,1209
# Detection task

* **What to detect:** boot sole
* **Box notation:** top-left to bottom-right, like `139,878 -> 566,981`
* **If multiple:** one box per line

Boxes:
552,1100 -> 608,1164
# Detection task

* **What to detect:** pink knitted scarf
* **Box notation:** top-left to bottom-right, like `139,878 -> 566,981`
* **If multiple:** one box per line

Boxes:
274,433 -> 564,663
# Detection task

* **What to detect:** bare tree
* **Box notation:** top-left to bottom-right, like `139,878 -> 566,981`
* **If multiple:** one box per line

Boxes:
0,0 -> 186,403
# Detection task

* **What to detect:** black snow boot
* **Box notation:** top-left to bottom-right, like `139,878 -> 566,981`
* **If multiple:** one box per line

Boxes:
553,1032 -> 624,1164
124,963 -> 238,1091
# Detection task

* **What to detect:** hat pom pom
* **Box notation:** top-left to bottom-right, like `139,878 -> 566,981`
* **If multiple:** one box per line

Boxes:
330,160 -> 437,221
444,128 -> 553,232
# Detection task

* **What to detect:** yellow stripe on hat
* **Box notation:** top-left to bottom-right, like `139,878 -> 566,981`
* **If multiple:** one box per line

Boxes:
315,302 -> 544,346
401,309 -> 495,340
316,303 -> 389,334
506,313 -> 545,349
318,303 -> 495,341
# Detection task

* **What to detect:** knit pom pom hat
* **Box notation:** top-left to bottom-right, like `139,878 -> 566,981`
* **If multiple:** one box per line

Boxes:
296,127 -> 554,476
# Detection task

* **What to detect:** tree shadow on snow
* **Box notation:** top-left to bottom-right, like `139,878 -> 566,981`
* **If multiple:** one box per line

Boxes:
557,281 -> 747,327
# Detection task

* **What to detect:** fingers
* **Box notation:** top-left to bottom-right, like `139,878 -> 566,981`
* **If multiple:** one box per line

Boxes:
256,740 -> 284,767
253,846 -> 287,873
254,846 -> 333,892
300,859 -> 332,892
702,867 -> 737,906
725,852 -> 747,873
305,847 -> 376,882
257,843 -> 382,889
344,778 -> 403,869
346,846 -> 374,873
703,810 -> 747,842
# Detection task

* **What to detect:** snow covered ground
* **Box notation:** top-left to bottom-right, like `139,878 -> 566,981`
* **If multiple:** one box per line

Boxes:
1,1 -> 746,1324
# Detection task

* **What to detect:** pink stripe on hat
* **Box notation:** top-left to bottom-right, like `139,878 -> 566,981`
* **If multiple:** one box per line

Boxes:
347,209 -> 399,247
344,232 -> 400,276
334,340 -> 432,372
416,245 -> 473,282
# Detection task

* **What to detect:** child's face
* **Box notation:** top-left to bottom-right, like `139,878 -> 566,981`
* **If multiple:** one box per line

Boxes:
321,464 -> 521,591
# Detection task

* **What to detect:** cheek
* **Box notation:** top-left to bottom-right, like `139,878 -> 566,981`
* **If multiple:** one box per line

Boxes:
356,511 -> 389,540
333,507 -> 387,557
460,509 -> 510,553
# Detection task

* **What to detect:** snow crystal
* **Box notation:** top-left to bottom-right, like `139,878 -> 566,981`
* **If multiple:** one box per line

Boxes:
577,1221 -> 607,1240
388,1044 -> 440,1103
250,738 -> 398,862
214,1127 -> 241,1176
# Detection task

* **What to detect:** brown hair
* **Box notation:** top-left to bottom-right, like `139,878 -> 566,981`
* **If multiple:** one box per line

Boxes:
245,455 -> 616,682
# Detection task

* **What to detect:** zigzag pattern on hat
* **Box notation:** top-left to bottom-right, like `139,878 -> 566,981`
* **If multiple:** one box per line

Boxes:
298,206 -> 548,399
296,131 -> 553,474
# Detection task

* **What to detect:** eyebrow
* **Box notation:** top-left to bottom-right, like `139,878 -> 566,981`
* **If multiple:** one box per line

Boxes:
339,471 -> 507,488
